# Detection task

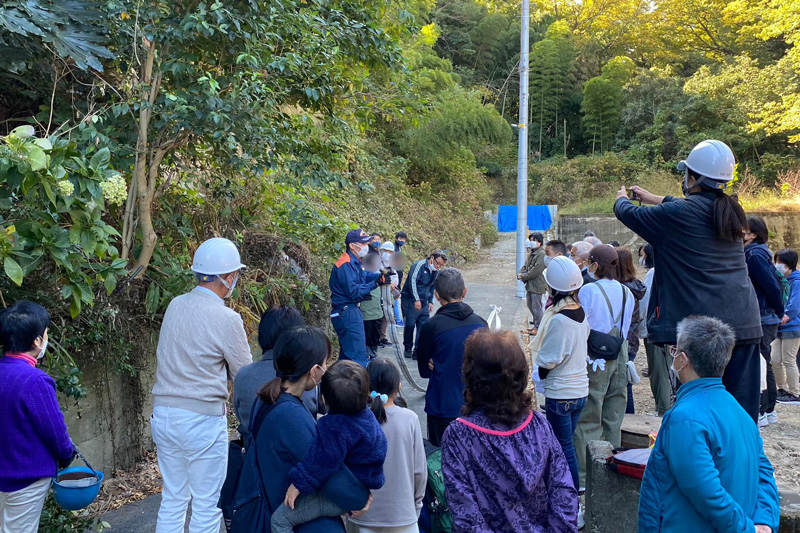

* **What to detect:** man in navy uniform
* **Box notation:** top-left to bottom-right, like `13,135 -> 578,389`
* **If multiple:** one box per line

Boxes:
401,250 -> 447,359
330,229 -> 392,366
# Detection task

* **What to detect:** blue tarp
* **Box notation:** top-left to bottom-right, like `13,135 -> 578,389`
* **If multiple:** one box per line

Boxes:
496,205 -> 553,232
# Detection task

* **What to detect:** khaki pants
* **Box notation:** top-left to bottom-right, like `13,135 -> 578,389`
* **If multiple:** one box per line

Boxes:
574,349 -> 628,488
771,336 -> 800,396
645,341 -> 671,415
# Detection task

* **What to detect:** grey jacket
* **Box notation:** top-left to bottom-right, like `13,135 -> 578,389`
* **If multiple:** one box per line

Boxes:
519,246 -> 547,294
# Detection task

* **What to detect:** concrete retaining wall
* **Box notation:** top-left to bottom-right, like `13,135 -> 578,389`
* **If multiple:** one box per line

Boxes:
559,212 -> 800,251
60,331 -> 159,474
586,440 -> 800,532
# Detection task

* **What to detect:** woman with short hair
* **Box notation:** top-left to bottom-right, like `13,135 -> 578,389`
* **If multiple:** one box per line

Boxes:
638,315 -> 779,532
442,329 -> 577,532
744,215 -> 786,424
0,301 -> 75,533
771,248 -> 800,405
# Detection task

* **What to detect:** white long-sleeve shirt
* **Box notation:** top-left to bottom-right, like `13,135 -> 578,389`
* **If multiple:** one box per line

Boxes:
579,279 -> 635,338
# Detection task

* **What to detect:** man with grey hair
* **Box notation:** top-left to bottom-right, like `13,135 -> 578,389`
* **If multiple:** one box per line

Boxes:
584,236 -> 603,247
639,315 -> 779,533
571,240 -> 596,286
416,267 -> 487,446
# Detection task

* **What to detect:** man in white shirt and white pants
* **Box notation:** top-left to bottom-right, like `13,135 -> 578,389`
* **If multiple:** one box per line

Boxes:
151,238 -> 252,533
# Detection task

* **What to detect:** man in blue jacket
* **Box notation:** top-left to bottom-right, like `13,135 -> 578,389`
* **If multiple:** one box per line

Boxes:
638,315 -> 779,533
416,267 -> 487,446
401,251 -> 447,359
329,229 -> 391,366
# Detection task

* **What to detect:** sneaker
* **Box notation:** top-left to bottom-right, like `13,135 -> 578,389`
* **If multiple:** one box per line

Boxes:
767,411 -> 778,424
396,319 -> 405,327
412,350 -> 418,361
577,507 -> 585,529
778,393 -> 800,405
758,413 -> 769,427
379,338 -> 392,347
404,349 -> 413,359
778,388 -> 788,397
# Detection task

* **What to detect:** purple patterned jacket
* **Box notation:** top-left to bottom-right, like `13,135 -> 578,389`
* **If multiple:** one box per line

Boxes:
442,409 -> 578,532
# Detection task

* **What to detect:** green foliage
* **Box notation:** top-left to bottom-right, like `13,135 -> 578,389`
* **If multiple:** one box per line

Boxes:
0,127 -> 127,317
581,56 -> 635,154
37,493 -> 108,533
0,0 -> 113,72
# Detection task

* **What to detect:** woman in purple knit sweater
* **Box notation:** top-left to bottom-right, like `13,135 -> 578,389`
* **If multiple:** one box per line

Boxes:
0,301 -> 75,533
442,329 -> 578,532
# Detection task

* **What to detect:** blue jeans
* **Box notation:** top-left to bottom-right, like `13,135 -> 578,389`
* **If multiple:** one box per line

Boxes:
545,397 -> 587,490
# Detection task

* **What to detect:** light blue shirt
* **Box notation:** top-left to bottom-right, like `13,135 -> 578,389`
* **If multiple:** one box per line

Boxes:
194,285 -> 223,303
638,378 -> 779,532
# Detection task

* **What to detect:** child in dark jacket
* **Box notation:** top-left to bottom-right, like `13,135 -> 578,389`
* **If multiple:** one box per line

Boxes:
271,360 -> 388,532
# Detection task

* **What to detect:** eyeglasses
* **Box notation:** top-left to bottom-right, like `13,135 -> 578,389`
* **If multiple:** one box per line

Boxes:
667,345 -> 685,360
434,259 -> 446,269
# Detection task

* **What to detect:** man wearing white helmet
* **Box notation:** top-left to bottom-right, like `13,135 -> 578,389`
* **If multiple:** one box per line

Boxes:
151,237 -> 252,533
614,140 -> 762,423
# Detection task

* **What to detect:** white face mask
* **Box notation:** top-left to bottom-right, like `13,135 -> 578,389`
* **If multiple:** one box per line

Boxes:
777,263 -> 788,275
544,255 -> 553,267
524,240 -> 532,250
37,337 -> 48,360
429,260 -> 438,272
670,354 -> 686,382
357,244 -> 369,258
219,274 -> 238,298
639,257 -> 647,267
381,252 -> 391,262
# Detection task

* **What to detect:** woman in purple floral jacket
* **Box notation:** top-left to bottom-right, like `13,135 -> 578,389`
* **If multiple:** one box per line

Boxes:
441,329 -> 578,532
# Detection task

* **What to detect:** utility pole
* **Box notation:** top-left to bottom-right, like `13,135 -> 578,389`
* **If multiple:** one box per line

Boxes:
516,0 -> 530,299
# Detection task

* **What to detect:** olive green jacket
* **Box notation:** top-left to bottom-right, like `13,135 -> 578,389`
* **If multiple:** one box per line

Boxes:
361,285 -> 384,321
518,246 -> 547,294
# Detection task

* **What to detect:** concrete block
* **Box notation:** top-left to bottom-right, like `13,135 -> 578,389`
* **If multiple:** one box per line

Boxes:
585,440 -> 641,533
780,489 -> 800,533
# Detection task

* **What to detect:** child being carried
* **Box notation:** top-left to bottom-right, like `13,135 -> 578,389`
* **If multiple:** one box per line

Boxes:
271,360 -> 388,532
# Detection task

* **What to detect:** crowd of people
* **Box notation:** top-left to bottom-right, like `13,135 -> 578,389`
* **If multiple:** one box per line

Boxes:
0,139 -> 788,533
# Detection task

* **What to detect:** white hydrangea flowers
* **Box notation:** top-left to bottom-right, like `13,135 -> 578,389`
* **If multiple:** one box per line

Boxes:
57,180 -> 75,197
100,173 -> 127,206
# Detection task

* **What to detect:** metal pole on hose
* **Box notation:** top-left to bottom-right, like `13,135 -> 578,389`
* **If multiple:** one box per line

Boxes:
515,0 -> 530,299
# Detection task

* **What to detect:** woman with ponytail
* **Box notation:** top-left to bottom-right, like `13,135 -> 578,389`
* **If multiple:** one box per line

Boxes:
251,326 -> 372,532
614,140 -> 762,423
347,359 -> 427,533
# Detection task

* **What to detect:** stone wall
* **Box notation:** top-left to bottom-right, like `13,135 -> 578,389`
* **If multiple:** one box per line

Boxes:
60,330 -> 159,474
559,212 -> 800,251
586,440 -> 800,532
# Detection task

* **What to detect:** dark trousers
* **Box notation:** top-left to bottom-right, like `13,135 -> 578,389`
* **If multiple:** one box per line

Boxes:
331,306 -> 367,367
722,342 -> 761,423
363,318 -> 381,349
427,414 -> 456,447
546,397 -> 586,490
401,298 -> 430,352
760,324 -> 779,415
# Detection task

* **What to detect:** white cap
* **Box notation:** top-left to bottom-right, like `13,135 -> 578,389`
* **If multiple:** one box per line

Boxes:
380,242 -> 395,252
544,256 -> 584,293
677,140 -> 735,183
191,238 -> 246,276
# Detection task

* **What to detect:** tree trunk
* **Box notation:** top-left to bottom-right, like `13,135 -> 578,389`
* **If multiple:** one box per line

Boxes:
121,38 -> 161,276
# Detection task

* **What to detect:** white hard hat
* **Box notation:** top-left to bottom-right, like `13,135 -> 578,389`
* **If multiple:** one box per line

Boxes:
544,256 -> 584,293
677,140 -> 735,183
191,238 -> 246,276
380,242 -> 395,252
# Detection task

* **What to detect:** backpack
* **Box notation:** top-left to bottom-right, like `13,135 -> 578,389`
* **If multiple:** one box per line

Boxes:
776,268 -> 791,305
605,447 -> 651,480
226,398 -> 279,533
423,441 -> 453,533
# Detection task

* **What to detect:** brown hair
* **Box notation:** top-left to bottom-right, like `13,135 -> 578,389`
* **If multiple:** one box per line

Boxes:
462,329 -> 532,426
591,261 -> 619,281
321,360 -> 371,416
615,247 -> 637,283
